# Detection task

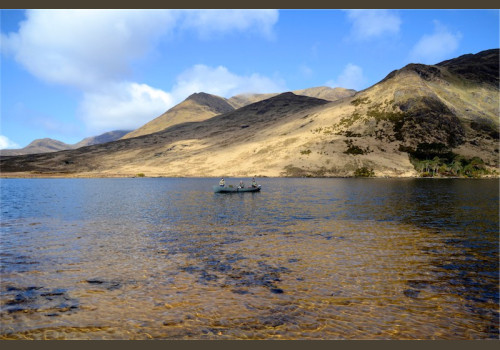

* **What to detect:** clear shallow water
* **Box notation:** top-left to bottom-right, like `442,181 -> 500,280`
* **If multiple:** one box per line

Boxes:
0,178 -> 498,339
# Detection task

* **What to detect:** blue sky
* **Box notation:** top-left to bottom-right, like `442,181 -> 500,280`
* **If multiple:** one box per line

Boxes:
1,9 -> 498,148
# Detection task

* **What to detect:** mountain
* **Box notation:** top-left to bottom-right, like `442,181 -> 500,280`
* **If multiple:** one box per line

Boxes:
0,130 -> 130,156
293,87 -> 357,101
123,87 -> 354,140
226,92 -> 276,109
74,130 -> 131,148
227,86 -> 356,109
121,92 -> 235,139
0,93 -> 331,176
0,138 -> 72,156
1,49 -> 498,178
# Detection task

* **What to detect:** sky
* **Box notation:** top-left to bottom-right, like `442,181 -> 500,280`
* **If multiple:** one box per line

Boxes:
1,9 -> 499,149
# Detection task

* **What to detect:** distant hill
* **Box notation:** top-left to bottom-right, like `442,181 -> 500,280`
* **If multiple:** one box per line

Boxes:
122,87 -> 356,139
1,49 -> 498,178
226,92 -> 277,109
296,86 -> 356,101
0,138 -> 72,156
121,92 -> 235,139
0,130 -> 130,156
227,86 -> 356,109
74,130 -> 131,148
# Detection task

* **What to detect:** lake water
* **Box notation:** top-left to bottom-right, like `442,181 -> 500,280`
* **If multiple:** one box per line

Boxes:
0,178 -> 498,340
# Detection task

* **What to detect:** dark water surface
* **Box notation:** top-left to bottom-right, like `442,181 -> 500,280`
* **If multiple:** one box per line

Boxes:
0,178 -> 498,339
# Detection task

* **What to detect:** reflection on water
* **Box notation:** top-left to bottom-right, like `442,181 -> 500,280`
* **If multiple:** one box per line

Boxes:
0,178 -> 498,339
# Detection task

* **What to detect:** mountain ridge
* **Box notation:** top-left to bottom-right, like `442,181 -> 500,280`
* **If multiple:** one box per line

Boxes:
123,87 -> 356,139
226,86 -> 356,109
1,49 -> 498,178
121,92 -> 235,139
0,130 -> 131,156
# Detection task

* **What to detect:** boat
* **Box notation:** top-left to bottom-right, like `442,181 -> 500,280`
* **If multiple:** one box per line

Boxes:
213,185 -> 261,193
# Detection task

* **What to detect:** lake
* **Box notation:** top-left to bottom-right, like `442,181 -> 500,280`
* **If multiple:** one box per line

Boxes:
0,178 -> 498,339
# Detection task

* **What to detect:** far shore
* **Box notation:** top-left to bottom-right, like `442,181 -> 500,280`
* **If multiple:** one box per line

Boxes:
1,172 -> 499,180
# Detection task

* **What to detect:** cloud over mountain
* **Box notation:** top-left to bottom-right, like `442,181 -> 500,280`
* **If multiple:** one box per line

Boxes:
409,21 -> 462,64
328,63 -> 367,91
171,65 -> 287,101
79,82 -> 175,132
1,9 -> 281,134
0,135 -> 20,150
77,65 -> 287,134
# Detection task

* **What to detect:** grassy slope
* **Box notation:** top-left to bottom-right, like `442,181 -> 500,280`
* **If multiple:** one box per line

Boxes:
1,51 -> 498,178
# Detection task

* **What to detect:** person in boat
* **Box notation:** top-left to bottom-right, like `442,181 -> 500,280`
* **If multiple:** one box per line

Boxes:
251,177 -> 258,188
238,180 -> 245,189
219,178 -> 225,187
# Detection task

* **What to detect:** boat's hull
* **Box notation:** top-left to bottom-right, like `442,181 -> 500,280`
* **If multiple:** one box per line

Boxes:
213,185 -> 261,193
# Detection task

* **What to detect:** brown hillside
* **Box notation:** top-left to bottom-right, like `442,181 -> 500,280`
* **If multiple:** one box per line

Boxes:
0,93 -> 330,176
294,86 -> 356,101
1,49 -> 498,178
0,131 -> 130,157
0,138 -> 71,156
227,86 -> 355,109
121,92 -> 234,139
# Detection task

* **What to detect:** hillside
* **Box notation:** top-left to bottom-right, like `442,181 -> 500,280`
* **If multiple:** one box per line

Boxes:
1,49 -> 498,178
122,87 -> 355,140
0,93 -> 330,176
0,138 -> 71,156
294,87 -> 357,102
121,92 -> 235,139
226,92 -> 276,109
0,131 -> 130,156
227,86 -> 355,109
74,130 -> 130,148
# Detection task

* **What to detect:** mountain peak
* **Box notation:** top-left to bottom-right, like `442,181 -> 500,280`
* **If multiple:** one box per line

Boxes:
1,131 -> 131,156
2,49 -> 498,177
185,91 -> 216,101
74,130 -> 131,148
27,138 -> 69,148
121,92 -> 234,139
275,91 -> 297,98
235,91 -> 329,116
183,92 -> 234,115
436,48 -> 499,86
267,91 -> 330,104
381,49 -> 499,87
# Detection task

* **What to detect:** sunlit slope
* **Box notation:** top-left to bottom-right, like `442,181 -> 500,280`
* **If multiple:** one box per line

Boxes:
299,49 -> 499,174
227,86 -> 355,109
122,87 -> 355,140
0,138 -> 71,156
294,86 -> 356,102
0,93 -> 331,176
121,92 -> 235,139
1,50 -> 497,177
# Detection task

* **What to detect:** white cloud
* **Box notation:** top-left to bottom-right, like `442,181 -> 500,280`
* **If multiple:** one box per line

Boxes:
328,63 -> 367,91
1,9 -> 279,90
171,64 -> 286,100
346,10 -> 401,40
78,65 -> 286,133
0,135 -> 21,149
409,21 -> 462,64
79,82 -> 174,133
1,10 -> 282,134
1,10 -> 177,89
180,10 -> 279,40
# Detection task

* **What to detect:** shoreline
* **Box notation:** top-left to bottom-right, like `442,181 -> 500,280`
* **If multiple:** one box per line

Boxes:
1,172 -> 499,179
